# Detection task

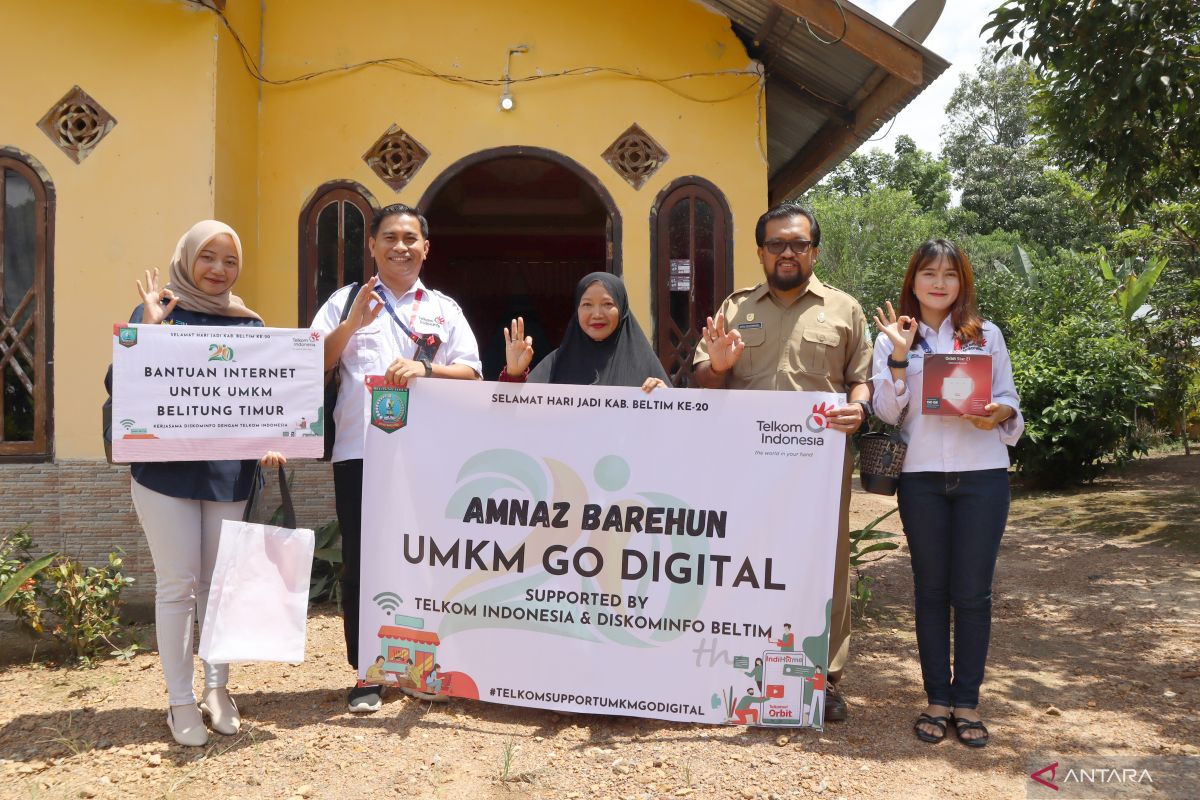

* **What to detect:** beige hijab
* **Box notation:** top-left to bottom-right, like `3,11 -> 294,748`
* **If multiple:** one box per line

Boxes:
165,220 -> 262,321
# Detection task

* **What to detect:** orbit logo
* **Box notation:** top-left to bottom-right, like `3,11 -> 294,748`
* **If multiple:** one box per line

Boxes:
806,402 -> 831,433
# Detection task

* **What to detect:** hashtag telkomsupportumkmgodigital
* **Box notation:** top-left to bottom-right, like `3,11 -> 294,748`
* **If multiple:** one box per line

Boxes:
486,686 -> 701,715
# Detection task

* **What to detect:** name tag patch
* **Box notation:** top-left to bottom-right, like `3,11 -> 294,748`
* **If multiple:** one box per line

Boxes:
737,322 -> 763,330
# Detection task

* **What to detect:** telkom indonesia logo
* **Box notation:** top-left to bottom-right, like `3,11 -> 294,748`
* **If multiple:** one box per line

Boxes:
1030,762 -> 1059,790
806,402 -> 831,433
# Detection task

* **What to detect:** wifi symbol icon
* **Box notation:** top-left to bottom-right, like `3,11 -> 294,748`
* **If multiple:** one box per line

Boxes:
120,419 -> 135,431
373,592 -> 402,614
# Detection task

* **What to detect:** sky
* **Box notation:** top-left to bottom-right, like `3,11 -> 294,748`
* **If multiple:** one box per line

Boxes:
850,0 -> 1000,159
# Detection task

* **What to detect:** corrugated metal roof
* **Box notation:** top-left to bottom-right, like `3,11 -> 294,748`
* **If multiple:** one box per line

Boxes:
704,0 -> 950,198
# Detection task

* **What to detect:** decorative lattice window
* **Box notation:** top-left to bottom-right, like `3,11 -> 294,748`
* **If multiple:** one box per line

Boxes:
363,125 -> 430,192
36,86 -> 117,165
601,124 -> 668,190
0,152 -> 53,458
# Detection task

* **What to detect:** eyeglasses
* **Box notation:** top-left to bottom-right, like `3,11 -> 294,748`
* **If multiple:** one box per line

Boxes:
762,239 -> 813,255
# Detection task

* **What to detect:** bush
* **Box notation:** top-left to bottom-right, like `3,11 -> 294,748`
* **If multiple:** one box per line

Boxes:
1009,313 -> 1154,487
40,551 -> 135,665
0,526 -> 50,634
967,251 -> 1155,488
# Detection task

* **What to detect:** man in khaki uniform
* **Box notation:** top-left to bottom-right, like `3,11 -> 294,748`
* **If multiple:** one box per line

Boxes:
694,202 -> 871,721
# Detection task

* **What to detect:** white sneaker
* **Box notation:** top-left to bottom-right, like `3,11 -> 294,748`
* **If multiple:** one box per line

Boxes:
200,687 -> 241,735
167,703 -> 209,747
347,682 -> 382,713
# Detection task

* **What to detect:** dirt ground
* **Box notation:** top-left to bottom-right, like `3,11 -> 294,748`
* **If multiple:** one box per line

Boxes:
1,454 -> 1197,800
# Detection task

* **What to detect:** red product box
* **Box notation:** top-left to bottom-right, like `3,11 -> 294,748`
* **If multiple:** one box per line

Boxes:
922,354 -> 992,415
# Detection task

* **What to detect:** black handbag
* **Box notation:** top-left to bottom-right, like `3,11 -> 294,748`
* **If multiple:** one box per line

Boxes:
321,283 -> 363,461
857,404 -> 909,496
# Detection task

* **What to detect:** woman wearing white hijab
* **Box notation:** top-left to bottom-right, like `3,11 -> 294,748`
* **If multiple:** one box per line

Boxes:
109,221 -> 285,746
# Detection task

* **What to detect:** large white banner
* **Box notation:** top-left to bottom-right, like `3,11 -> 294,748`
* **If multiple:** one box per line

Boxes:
360,379 -> 846,727
111,324 -> 324,461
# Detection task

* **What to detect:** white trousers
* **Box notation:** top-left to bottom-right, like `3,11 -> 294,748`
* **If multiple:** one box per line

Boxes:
131,479 -> 245,706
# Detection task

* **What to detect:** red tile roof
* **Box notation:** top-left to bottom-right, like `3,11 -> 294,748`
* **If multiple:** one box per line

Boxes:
378,626 -> 440,645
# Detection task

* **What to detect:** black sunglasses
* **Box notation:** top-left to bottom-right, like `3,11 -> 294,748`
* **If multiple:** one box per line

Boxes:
762,239 -> 813,255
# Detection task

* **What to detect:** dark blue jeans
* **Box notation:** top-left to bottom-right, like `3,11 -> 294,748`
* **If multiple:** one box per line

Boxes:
897,469 -> 1010,709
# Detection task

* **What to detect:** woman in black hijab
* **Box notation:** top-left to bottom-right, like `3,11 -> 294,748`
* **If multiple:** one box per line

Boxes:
501,272 -> 670,390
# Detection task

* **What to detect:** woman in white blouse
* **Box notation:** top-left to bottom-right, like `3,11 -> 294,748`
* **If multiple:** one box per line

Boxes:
871,239 -> 1024,749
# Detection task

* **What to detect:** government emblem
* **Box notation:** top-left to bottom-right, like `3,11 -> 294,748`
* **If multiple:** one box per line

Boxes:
367,376 -> 409,433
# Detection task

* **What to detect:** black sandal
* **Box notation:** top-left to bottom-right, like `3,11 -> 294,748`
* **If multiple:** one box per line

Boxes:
913,712 -> 949,743
951,714 -> 990,748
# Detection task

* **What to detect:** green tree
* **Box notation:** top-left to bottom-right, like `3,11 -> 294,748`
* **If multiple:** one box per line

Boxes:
1110,202 -> 1200,453
803,187 -> 943,312
995,253 -> 1156,487
940,51 -> 1105,250
825,135 -> 950,214
986,2 -> 1200,226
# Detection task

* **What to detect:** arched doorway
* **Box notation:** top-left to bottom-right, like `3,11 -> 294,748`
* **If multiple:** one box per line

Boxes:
297,180 -> 378,325
419,148 -> 619,379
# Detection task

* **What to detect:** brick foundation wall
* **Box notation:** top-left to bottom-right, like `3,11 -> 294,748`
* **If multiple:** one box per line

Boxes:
0,460 -> 338,607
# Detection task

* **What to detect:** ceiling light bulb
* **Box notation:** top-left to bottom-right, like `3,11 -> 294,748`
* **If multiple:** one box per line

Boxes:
499,91 -> 515,111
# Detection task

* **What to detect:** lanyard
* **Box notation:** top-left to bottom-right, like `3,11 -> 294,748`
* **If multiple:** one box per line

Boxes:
378,286 -> 426,345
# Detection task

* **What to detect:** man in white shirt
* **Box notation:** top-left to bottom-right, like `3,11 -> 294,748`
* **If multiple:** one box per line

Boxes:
311,203 -> 481,713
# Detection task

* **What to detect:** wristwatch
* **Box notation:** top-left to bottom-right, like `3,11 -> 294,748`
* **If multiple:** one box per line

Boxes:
886,355 -> 909,369
420,357 -> 433,377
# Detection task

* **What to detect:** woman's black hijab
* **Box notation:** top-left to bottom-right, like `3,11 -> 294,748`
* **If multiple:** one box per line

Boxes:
528,272 -> 670,387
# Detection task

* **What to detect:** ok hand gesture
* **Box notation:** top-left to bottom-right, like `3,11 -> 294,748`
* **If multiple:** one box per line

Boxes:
136,268 -> 179,325
872,301 -> 918,353
503,317 -> 534,376
346,275 -> 385,332
703,313 -> 745,373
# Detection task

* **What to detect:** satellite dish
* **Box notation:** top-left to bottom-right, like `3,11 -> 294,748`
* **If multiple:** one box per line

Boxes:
892,0 -> 945,43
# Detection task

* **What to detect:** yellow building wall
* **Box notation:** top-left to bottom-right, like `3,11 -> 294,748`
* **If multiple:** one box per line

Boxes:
252,0 -> 768,328
0,0 -> 223,459
4,0 -> 771,459
213,0 -> 263,274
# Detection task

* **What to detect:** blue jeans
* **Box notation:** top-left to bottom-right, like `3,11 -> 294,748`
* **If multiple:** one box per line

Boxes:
897,469 -> 1010,709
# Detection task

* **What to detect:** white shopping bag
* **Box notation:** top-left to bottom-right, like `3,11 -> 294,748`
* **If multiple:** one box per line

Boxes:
199,466 -> 314,664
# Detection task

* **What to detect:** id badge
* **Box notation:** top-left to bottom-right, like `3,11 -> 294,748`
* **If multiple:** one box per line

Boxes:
415,333 -> 442,363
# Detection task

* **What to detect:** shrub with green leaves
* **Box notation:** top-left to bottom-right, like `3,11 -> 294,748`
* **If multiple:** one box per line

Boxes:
41,551 -> 134,665
974,250 -> 1154,487
0,526 -> 52,634
1009,313 -> 1154,488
